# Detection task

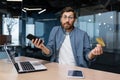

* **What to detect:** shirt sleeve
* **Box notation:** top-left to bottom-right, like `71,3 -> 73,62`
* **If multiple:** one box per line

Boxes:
83,32 -> 96,66
42,26 -> 59,57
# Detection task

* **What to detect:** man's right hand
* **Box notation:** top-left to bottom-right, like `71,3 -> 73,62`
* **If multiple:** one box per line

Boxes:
32,39 -> 50,55
32,38 -> 44,49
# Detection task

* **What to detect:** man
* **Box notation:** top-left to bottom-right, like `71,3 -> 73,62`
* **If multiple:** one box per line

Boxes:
32,7 -> 103,67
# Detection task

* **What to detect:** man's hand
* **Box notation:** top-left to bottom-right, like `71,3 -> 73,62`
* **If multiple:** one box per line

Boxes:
32,39 -> 50,55
32,38 -> 44,49
88,44 -> 103,60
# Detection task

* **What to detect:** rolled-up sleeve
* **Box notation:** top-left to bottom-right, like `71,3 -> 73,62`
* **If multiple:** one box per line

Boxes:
83,32 -> 96,67
42,27 -> 58,57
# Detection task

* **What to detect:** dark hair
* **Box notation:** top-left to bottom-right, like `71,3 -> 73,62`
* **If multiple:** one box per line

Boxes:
60,7 -> 76,18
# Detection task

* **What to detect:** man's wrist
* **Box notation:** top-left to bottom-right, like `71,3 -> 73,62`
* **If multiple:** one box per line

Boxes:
88,52 -> 96,60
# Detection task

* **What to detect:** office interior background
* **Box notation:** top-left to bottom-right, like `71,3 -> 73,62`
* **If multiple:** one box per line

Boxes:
0,0 -> 120,73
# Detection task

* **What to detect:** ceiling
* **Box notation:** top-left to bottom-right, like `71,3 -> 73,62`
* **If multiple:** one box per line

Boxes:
0,0 -> 120,17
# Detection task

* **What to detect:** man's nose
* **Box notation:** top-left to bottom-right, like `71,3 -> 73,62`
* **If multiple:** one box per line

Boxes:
65,17 -> 70,21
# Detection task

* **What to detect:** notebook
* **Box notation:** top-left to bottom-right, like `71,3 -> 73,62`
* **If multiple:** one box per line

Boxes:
4,45 -> 47,73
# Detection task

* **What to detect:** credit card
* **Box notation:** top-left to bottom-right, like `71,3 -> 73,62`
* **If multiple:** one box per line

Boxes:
96,38 -> 105,47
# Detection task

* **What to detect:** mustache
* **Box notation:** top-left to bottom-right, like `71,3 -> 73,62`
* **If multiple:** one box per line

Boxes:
63,22 -> 70,25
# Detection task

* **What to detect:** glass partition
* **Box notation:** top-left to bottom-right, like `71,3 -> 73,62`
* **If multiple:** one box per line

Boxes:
78,11 -> 118,50
78,15 -> 94,44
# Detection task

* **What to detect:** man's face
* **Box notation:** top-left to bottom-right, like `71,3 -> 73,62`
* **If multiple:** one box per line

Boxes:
60,12 -> 76,32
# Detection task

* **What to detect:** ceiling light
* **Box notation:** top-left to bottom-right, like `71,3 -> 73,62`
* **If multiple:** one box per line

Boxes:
7,0 -> 22,1
23,8 -> 42,11
22,9 -> 26,13
38,9 -> 46,14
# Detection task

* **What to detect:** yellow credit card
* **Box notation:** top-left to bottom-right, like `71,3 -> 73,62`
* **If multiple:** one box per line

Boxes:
96,37 -> 105,47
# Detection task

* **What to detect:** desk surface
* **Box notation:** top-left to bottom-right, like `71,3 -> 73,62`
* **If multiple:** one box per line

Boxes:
0,56 -> 120,80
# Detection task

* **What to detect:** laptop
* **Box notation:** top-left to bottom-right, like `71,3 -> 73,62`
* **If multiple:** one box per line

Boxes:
4,45 -> 47,73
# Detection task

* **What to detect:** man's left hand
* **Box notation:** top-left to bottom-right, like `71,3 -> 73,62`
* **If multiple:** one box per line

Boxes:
88,44 -> 103,60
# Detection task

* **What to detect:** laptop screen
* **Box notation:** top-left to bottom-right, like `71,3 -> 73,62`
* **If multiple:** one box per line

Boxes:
4,44 -> 47,73
4,46 -> 16,64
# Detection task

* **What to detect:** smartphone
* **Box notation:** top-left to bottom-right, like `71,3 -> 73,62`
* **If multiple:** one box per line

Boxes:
68,70 -> 84,78
26,34 -> 43,43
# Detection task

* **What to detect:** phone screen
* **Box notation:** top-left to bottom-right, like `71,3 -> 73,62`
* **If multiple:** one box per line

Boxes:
68,70 -> 84,78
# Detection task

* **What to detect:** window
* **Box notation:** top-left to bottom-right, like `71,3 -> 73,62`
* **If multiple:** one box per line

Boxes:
3,17 -> 19,45
26,24 -> 35,45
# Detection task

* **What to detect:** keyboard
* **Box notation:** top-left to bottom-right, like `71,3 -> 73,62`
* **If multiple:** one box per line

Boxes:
20,62 -> 35,71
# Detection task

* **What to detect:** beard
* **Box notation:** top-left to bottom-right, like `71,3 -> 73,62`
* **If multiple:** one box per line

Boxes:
61,22 -> 73,31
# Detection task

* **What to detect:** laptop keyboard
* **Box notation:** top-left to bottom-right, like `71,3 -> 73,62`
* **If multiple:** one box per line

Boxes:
20,62 -> 35,71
